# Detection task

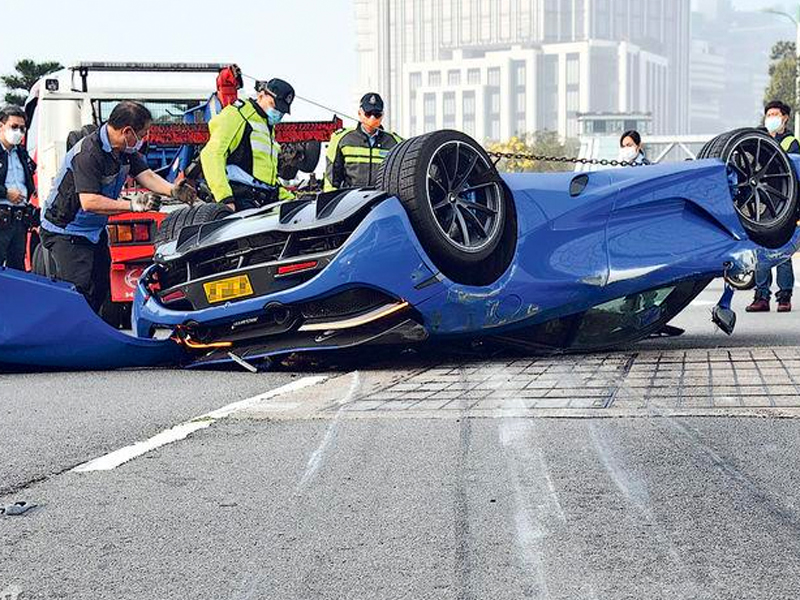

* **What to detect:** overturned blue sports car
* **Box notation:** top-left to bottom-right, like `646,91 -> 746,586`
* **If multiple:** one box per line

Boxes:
2,128 -> 798,370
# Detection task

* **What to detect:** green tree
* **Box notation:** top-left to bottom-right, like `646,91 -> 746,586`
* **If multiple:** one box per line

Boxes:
764,41 -> 797,128
1,59 -> 63,106
486,131 -> 578,173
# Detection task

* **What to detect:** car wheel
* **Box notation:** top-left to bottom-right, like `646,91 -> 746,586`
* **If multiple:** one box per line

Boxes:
378,129 -> 516,285
724,269 -> 756,291
66,124 -> 99,152
700,128 -> 799,248
154,202 -> 233,249
278,141 -> 322,180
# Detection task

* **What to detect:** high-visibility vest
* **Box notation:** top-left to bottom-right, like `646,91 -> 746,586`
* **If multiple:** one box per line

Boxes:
324,125 -> 402,191
780,134 -> 799,152
200,99 -> 292,202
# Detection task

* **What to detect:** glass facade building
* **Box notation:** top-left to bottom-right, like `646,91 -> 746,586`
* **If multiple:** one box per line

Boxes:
355,0 -> 690,139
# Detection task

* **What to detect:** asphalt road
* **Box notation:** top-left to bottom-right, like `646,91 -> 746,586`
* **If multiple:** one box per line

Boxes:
1,275 -> 800,599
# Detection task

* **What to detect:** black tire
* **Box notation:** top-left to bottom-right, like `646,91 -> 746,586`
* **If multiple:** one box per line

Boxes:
154,202 -> 232,249
66,124 -> 99,152
278,141 -> 323,180
99,299 -> 132,330
297,141 -> 322,173
377,130 -> 516,285
700,128 -> 799,248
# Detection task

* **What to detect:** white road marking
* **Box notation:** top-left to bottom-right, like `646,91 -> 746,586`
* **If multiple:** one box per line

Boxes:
201,376 -> 327,419
691,300 -> 716,307
72,376 -> 328,473
297,371 -> 361,491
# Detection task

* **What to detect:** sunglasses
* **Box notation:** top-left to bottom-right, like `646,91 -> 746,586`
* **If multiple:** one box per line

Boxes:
365,111 -> 383,119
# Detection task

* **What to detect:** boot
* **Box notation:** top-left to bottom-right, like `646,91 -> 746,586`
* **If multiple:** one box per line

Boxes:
777,292 -> 792,313
745,297 -> 770,312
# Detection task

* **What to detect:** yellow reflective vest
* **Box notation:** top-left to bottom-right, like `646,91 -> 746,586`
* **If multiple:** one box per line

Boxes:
200,99 -> 293,202
779,133 -> 799,153
324,125 -> 402,191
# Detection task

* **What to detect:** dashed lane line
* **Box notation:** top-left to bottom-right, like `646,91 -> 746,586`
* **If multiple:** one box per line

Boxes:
71,376 -> 328,473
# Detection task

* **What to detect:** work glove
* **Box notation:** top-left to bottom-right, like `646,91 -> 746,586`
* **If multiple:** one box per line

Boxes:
219,196 -> 237,212
171,179 -> 198,206
130,193 -> 163,213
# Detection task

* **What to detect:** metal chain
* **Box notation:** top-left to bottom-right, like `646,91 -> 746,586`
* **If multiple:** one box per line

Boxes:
485,150 -> 642,168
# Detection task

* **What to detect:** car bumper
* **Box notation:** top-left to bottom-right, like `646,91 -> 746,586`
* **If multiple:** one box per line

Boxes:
133,197 -> 444,343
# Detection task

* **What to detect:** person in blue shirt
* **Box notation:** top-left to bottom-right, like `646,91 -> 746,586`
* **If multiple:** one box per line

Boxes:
0,105 -> 36,270
39,101 -> 196,313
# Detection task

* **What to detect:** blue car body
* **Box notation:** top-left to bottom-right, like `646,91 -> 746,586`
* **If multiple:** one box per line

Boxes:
1,156 -> 796,370
131,157 -> 799,367
0,268 -> 184,370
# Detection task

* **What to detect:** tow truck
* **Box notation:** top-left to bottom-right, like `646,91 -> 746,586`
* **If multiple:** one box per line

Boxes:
23,61 -> 341,327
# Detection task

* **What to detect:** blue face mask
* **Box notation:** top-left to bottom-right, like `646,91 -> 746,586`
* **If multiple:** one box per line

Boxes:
123,129 -> 144,154
765,115 -> 784,134
267,108 -> 284,126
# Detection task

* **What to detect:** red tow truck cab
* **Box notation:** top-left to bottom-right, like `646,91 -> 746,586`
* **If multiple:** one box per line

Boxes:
107,212 -> 168,302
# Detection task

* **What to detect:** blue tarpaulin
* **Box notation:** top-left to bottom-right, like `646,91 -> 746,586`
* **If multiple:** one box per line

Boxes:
0,268 -> 184,371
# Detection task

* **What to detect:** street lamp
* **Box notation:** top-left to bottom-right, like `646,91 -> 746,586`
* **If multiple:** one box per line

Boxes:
764,5 -> 800,138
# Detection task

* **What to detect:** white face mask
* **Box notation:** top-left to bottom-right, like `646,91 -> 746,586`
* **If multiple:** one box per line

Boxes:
765,115 -> 784,134
4,128 -> 24,146
619,146 -> 638,162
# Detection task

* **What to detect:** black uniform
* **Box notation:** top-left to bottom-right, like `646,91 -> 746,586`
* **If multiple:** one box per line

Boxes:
39,125 -> 148,312
324,125 -> 402,191
0,143 -> 36,269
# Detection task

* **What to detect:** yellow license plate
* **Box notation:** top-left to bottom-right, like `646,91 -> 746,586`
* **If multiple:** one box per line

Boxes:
203,275 -> 254,304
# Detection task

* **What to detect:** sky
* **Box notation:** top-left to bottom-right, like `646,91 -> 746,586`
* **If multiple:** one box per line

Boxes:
0,0 -> 358,122
0,0 -> 794,124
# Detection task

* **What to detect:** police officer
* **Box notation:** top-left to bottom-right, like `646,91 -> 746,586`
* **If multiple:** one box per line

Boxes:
324,93 -> 403,191
0,105 -> 36,270
39,101 -> 197,313
200,78 -> 295,211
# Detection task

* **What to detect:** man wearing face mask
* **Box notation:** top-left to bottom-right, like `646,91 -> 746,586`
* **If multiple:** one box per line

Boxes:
763,100 -> 800,153
200,78 -> 295,211
324,93 -> 403,192
0,106 -> 36,270
746,100 -> 798,313
39,101 -> 197,313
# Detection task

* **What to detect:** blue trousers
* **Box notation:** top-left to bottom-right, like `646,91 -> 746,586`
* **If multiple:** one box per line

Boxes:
755,258 -> 795,301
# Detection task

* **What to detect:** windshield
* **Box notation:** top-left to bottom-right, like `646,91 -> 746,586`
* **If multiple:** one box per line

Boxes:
94,99 -> 204,125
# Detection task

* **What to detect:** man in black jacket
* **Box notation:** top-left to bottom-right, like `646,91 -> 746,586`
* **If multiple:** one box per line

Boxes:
324,93 -> 402,191
0,105 -> 36,270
